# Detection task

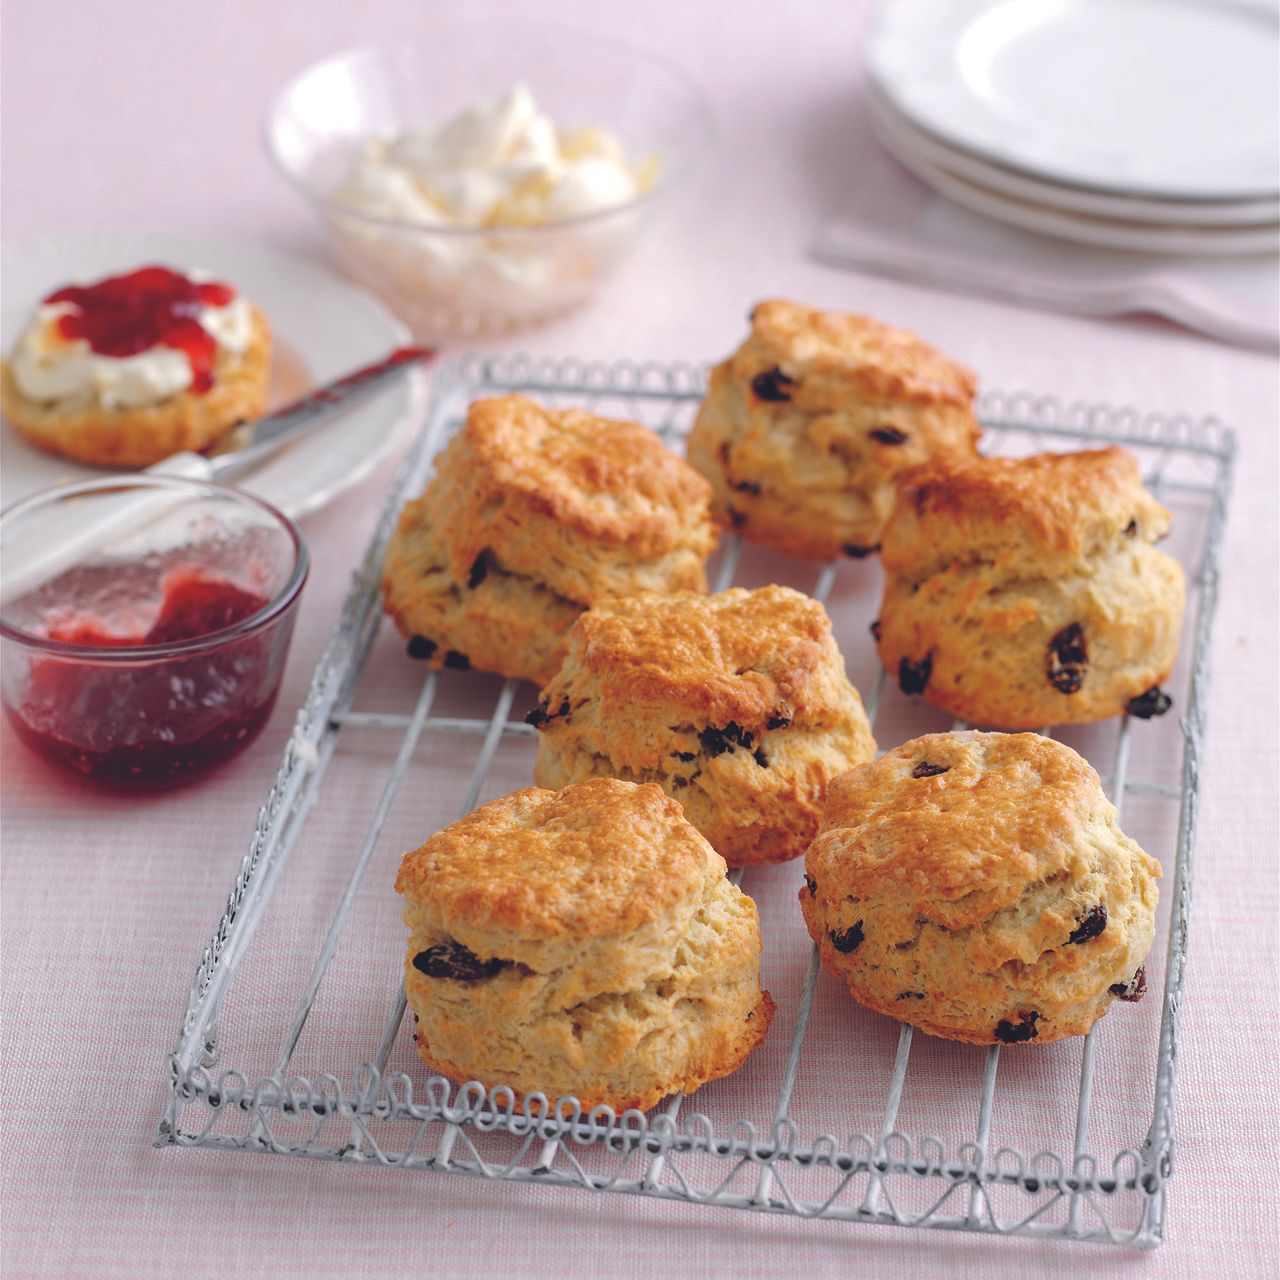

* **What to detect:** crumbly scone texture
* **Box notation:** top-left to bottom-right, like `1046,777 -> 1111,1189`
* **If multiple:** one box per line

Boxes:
686,299 -> 980,560
1,307 -> 271,468
876,447 -> 1186,728
802,732 -> 1160,1046
531,586 -> 876,865
395,778 -> 774,1111
381,394 -> 717,684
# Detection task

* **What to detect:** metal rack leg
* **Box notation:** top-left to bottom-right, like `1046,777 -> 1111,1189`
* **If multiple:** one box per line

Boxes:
966,1046 -> 1001,1227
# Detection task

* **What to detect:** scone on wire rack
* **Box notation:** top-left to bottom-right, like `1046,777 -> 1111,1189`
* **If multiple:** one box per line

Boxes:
395,778 -> 775,1112
381,394 -> 717,684
1,264 -> 270,467
801,732 -> 1159,1046
686,299 -> 980,560
529,586 -> 876,866
875,447 -> 1185,728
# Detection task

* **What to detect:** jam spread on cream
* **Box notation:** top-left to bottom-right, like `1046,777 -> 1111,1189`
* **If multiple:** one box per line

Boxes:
45,266 -> 238,394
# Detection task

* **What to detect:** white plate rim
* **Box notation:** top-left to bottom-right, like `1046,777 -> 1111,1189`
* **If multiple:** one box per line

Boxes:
869,86 -> 1280,228
868,0 -> 1280,202
1,234 -> 428,520
873,125 -> 1280,256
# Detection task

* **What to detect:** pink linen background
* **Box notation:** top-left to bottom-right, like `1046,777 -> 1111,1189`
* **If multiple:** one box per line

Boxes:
2,1 -> 1277,1277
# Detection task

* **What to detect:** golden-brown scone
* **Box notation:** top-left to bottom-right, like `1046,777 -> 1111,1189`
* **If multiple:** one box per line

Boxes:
530,586 -> 876,865
686,300 -> 980,560
395,777 -> 775,1111
381,394 -> 717,684
1,307 -> 271,467
801,732 -> 1160,1046
876,447 -> 1185,728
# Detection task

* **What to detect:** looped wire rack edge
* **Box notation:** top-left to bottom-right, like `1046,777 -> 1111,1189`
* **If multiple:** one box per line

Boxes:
159,353 -> 1236,1250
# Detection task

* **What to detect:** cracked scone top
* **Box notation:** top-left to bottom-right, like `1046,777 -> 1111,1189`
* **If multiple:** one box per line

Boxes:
686,300 -> 980,560
395,778 -> 775,1111
875,447 -> 1185,728
801,732 -> 1160,1046
530,586 -> 876,865
381,394 -> 717,683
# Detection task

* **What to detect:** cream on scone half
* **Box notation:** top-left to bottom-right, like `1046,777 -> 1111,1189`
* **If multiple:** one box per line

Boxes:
2,264 -> 270,467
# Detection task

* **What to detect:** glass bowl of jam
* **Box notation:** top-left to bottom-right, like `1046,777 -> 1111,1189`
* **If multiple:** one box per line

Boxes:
0,475 -> 308,789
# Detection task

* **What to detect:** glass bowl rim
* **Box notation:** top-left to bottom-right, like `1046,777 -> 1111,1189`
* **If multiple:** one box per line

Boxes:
0,474 -> 310,662
262,30 -> 717,238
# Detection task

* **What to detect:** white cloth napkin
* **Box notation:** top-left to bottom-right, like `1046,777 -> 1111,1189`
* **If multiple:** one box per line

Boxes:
813,135 -> 1280,353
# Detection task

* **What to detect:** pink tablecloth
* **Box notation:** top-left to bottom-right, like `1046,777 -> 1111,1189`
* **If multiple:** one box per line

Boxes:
2,2 -> 1277,1277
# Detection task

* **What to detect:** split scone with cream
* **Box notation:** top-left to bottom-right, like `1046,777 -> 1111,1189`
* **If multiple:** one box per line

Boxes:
686,299 -> 980,560
381,394 -> 717,684
801,732 -> 1160,1046
875,447 -> 1185,728
2,264 -> 270,467
395,778 -> 775,1111
529,586 -> 876,865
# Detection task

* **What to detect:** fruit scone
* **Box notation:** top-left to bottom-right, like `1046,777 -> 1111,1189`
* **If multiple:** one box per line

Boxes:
381,394 -> 717,684
802,732 -> 1159,1046
686,299 -> 980,560
875,447 -> 1185,728
529,585 -> 876,865
2,264 -> 270,467
395,778 -> 775,1111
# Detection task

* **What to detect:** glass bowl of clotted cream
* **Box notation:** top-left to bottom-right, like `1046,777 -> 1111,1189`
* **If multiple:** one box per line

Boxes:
265,25 -> 714,337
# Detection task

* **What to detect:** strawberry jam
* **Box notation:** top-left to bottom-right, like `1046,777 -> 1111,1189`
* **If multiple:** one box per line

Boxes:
6,569 -> 287,790
45,266 -> 237,394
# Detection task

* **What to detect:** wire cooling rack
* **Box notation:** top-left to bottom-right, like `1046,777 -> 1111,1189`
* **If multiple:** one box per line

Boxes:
160,355 -> 1234,1250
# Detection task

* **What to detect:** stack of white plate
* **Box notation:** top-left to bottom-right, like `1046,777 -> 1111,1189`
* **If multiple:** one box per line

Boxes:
867,0 -> 1280,257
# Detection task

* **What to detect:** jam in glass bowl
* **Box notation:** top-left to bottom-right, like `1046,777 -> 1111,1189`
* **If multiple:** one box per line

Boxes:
0,475 -> 308,789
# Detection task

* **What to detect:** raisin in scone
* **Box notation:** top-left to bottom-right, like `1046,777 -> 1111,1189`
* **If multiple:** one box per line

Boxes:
395,778 -> 775,1111
686,300 -> 980,560
2,265 -> 270,467
530,586 -> 876,865
802,732 -> 1159,1046
381,394 -> 717,684
875,447 -> 1185,728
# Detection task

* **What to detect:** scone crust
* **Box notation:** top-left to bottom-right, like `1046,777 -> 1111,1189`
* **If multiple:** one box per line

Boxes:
802,732 -> 1160,1045
531,587 -> 877,865
686,300 -> 980,560
876,448 -> 1186,728
1,307 -> 271,468
397,778 -> 774,1111
381,395 -> 717,684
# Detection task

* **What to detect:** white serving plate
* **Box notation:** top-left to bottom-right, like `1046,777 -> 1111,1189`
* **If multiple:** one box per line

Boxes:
1,235 -> 427,518
868,0 -> 1280,202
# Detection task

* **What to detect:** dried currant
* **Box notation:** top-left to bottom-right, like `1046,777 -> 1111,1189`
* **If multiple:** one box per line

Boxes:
842,543 -> 880,559
443,649 -> 470,670
766,711 -> 792,730
1067,905 -> 1108,944
751,366 -> 797,402
1109,967 -> 1147,1001
467,554 -> 488,589
804,875 -> 818,898
898,655 -> 933,695
1047,623 -> 1088,694
870,426 -> 908,445
994,1011 -> 1040,1044
407,635 -> 437,661
1127,687 -> 1173,719
698,721 -> 755,756
672,750 -> 697,762
753,746 -> 769,768
727,507 -> 747,528
1124,519 -> 1138,538
412,942 -> 509,981
895,991 -> 926,1001
911,761 -> 949,779
830,921 -> 865,953
525,698 -> 570,729
869,619 -> 881,643
730,478 -> 762,495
